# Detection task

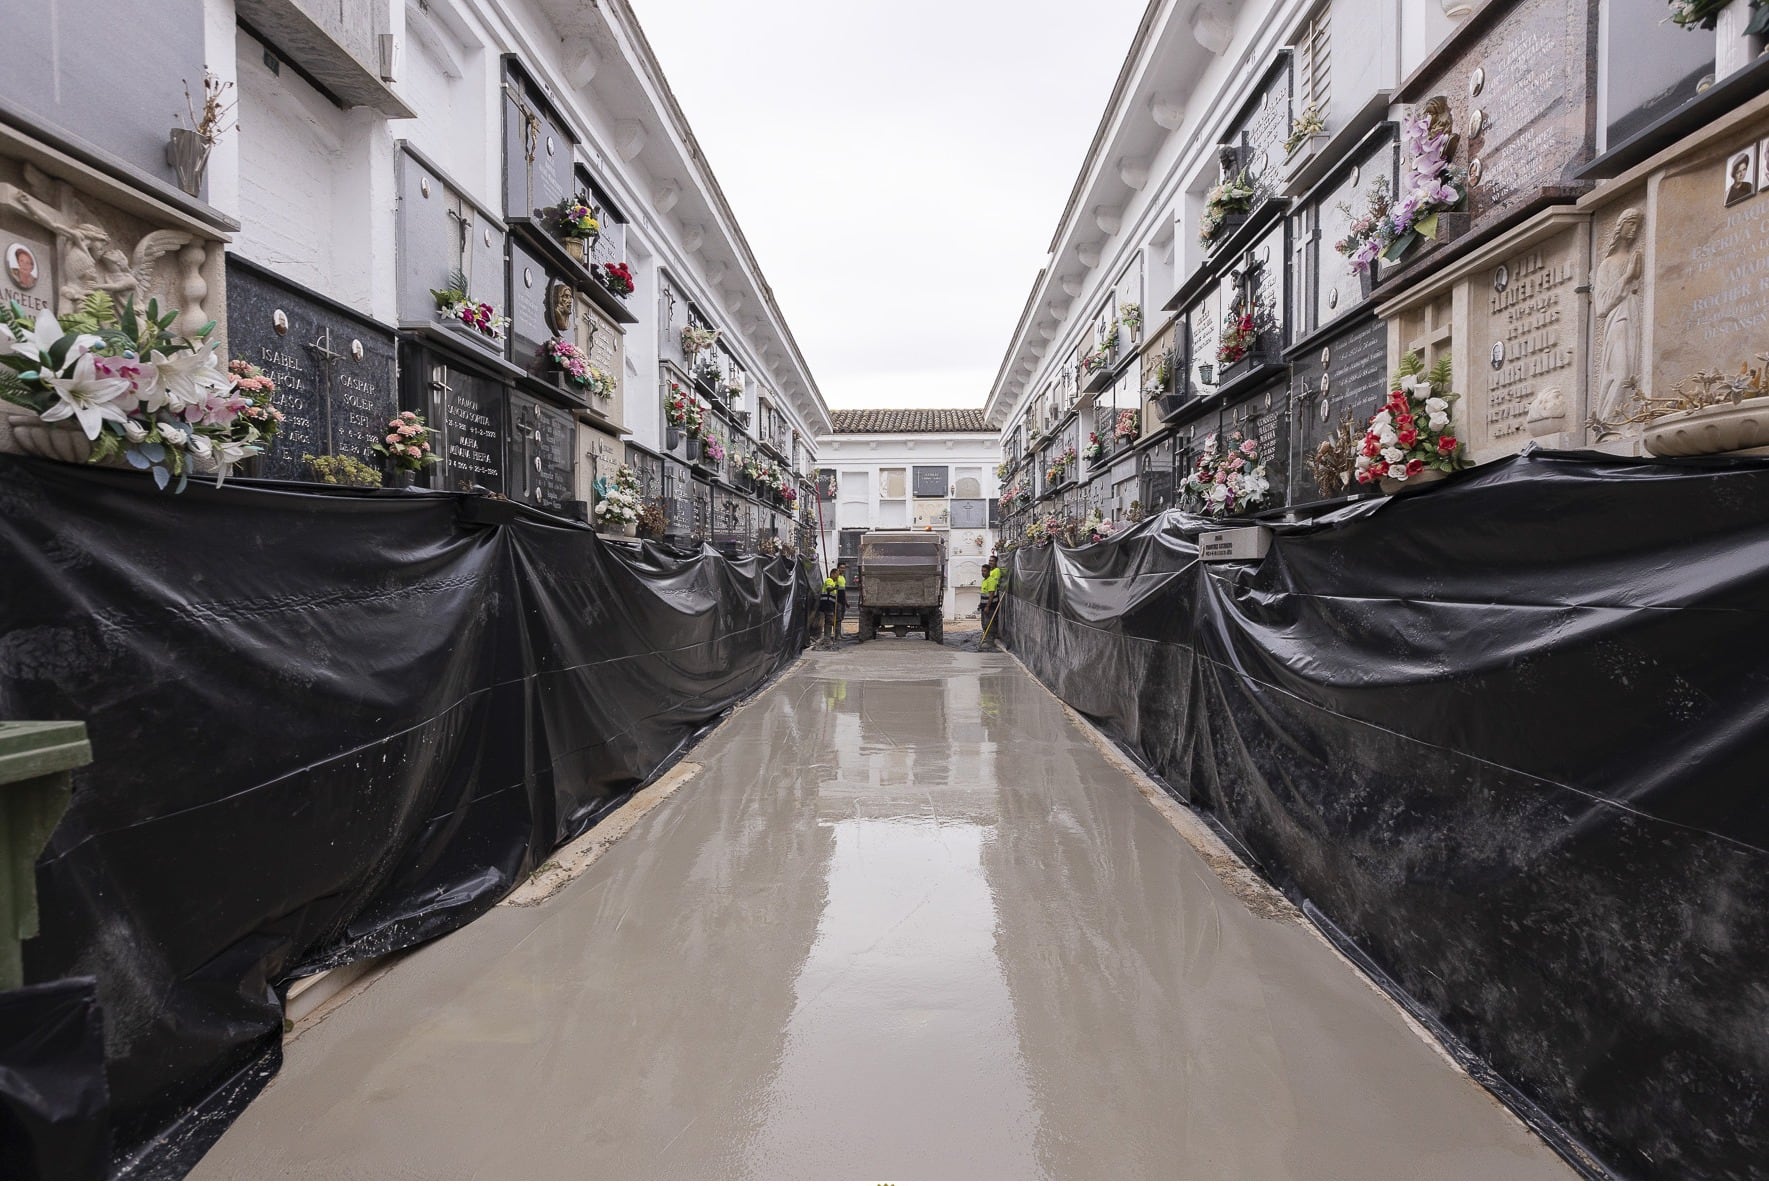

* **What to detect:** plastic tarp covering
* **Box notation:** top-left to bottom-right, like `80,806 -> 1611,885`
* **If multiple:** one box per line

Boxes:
998,450 -> 1769,1181
0,977 -> 109,1178
0,455 -> 811,1176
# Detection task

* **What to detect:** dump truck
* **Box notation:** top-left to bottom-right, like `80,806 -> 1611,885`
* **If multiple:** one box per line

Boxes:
856,530 -> 947,643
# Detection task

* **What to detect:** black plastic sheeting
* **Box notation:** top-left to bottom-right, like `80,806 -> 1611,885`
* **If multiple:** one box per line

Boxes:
0,455 -> 811,1176
999,450 -> 1769,1181
0,978 -> 109,1178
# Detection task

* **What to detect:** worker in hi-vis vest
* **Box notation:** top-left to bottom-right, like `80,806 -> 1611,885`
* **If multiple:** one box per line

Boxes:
818,568 -> 841,640
980,555 -> 1003,624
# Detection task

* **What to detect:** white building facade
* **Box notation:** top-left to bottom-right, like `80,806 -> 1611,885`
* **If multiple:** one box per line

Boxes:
815,410 -> 1000,618
2,0 -> 828,551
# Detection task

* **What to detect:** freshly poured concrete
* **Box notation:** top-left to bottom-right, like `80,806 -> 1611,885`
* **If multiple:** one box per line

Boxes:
195,645 -> 1571,1179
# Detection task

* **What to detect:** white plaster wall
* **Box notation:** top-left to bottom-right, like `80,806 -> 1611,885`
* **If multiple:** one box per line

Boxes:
398,0 -> 496,206
234,27 -> 371,307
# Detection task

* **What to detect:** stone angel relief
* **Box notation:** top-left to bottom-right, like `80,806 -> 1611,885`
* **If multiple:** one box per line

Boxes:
0,164 -> 210,334
1590,207 -> 1645,433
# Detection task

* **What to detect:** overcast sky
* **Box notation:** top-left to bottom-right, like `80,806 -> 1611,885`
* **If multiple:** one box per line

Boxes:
630,0 -> 1147,410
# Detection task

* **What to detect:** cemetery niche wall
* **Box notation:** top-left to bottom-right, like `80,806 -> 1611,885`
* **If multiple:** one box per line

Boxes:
1579,89 -> 1769,458
0,453 -> 813,1175
998,449 -> 1769,1180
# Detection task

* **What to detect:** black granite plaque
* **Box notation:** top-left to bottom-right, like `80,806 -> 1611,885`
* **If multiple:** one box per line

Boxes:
1288,314 -> 1388,500
509,392 -> 576,511
1221,379 -> 1291,509
434,364 -> 506,493
226,258 -> 398,480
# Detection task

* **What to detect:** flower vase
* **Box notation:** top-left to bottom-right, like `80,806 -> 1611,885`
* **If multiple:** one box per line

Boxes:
1358,268 -> 1375,302
565,237 -> 587,264
1644,394 -> 1769,456
1208,213 -> 1247,251
0,407 -> 95,464
666,425 -> 682,451
166,128 -> 211,197
686,437 -> 703,463
386,469 -> 416,489
1379,467 -> 1450,495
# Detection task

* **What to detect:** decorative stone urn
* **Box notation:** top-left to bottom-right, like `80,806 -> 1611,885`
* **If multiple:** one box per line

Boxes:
0,407 -> 93,464
1645,396 -> 1769,457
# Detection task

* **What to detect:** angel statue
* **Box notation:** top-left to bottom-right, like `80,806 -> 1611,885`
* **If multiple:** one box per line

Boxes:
0,164 -> 201,327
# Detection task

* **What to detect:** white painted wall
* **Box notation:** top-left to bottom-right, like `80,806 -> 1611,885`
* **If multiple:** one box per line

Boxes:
815,432 -> 1001,618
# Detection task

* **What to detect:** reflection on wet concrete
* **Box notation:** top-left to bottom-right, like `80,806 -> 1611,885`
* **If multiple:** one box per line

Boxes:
195,644 -> 1570,1179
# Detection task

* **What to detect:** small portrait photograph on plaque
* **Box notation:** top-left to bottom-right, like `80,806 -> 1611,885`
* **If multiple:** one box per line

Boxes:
1724,146 -> 1757,207
5,242 -> 41,291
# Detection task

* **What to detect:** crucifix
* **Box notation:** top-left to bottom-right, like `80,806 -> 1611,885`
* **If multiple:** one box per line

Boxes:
1406,293 -> 1454,370
447,200 -> 473,287
308,326 -> 346,454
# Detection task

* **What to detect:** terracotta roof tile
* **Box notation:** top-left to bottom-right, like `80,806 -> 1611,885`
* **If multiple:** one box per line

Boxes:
830,408 -> 992,434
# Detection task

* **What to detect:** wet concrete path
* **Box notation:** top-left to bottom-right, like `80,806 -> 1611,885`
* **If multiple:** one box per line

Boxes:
196,644 -> 1569,1179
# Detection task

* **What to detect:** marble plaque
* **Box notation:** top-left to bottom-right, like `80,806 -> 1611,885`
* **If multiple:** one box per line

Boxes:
503,74 -> 573,222
1465,227 -> 1584,457
1397,0 -> 1597,252
435,365 -> 506,493
509,391 -> 575,512
1651,139 -> 1769,401
582,299 -> 623,406
509,240 -> 552,380
226,260 -> 397,479
1231,56 -> 1294,201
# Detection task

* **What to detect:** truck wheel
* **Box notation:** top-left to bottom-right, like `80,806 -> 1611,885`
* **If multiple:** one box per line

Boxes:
929,616 -> 943,645
893,624 -> 908,638
858,612 -> 875,642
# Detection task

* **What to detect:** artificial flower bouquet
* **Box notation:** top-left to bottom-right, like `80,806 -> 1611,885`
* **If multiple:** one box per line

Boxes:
665,382 -> 704,435
431,271 -> 509,341
1217,308 -> 1259,367
1284,104 -> 1327,156
0,294 -> 268,490
680,324 -> 720,357
1334,175 -> 1393,276
1199,171 -> 1255,246
371,410 -> 437,473
1336,109 -> 1465,275
1115,408 -> 1141,443
1354,352 -> 1465,488
547,338 -> 591,385
1085,431 -> 1103,462
601,262 -> 635,297
559,196 -> 600,240
593,463 -> 641,527
1182,431 -> 1270,515
227,359 -> 286,446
